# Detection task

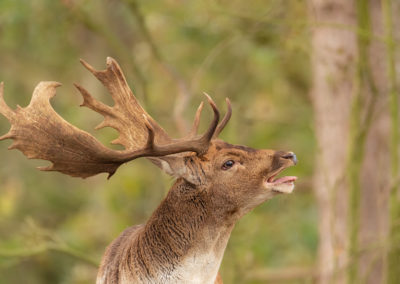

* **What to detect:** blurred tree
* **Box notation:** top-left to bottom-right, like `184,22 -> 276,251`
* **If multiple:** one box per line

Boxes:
308,0 -> 356,282
309,0 -> 397,284
382,0 -> 400,283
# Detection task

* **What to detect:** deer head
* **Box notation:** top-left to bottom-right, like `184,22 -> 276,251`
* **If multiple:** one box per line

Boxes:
184,142 -> 297,217
0,58 -> 297,283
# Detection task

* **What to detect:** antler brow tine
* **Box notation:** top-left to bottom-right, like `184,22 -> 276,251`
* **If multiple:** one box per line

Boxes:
0,82 -> 15,121
201,93 -> 220,144
188,101 -> 204,137
187,96 -> 231,139
214,98 -> 232,137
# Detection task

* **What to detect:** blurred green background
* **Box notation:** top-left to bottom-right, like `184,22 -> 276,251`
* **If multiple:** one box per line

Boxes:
0,1 -> 315,283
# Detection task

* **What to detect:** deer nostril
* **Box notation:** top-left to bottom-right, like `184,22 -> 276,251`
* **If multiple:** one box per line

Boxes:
282,152 -> 297,165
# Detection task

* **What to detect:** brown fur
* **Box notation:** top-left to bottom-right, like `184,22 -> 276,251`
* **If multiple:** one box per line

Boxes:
97,141 -> 296,283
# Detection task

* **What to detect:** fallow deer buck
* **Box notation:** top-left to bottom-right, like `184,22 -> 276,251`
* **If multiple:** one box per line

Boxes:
0,57 -> 297,284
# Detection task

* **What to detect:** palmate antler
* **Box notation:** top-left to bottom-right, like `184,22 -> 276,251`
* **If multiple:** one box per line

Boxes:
0,58 -> 231,179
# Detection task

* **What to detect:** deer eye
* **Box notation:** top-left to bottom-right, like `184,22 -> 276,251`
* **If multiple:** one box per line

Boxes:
222,160 -> 235,170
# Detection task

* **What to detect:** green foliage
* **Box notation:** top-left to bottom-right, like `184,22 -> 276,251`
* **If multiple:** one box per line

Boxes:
0,0 -> 314,283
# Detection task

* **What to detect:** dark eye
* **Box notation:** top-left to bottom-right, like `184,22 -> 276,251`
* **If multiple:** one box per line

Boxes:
222,160 -> 235,170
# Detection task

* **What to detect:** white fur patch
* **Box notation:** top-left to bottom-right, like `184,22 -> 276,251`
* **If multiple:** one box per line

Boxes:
167,251 -> 221,284
160,160 -> 174,175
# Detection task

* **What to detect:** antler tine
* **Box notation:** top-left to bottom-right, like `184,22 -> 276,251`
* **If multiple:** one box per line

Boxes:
118,96 -> 220,161
0,82 -> 16,142
214,98 -> 232,137
77,57 -> 171,150
200,93 -> 220,145
188,101 -> 204,137
187,96 -> 231,139
142,114 -> 156,149
0,82 -> 15,122
74,83 -> 113,118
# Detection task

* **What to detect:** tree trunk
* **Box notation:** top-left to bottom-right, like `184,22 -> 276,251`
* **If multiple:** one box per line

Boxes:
309,1 -> 393,283
308,1 -> 357,282
357,2 -> 391,283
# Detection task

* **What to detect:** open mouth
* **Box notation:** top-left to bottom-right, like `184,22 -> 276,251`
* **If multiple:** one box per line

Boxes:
264,169 -> 297,194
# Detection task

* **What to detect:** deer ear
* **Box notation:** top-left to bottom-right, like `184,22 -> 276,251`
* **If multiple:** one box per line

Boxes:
147,156 -> 201,185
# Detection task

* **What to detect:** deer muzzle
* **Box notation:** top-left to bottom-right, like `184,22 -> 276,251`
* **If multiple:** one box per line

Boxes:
264,151 -> 298,194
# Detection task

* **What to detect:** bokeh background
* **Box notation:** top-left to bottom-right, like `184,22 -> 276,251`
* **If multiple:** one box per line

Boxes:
0,1 -> 398,283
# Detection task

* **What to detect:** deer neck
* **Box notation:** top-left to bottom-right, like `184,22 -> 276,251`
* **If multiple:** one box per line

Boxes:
136,179 -> 236,283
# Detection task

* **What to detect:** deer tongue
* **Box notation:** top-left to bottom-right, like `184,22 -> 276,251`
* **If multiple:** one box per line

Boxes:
271,176 -> 297,184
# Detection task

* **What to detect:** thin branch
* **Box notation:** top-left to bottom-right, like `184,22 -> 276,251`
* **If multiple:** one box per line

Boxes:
123,0 -> 192,135
0,219 -> 99,268
62,2 -> 148,103
208,2 -> 400,48
245,266 -> 316,282
209,3 -> 394,47
49,244 -> 99,267
190,36 -> 239,93
0,243 -> 99,267
0,245 -> 47,258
